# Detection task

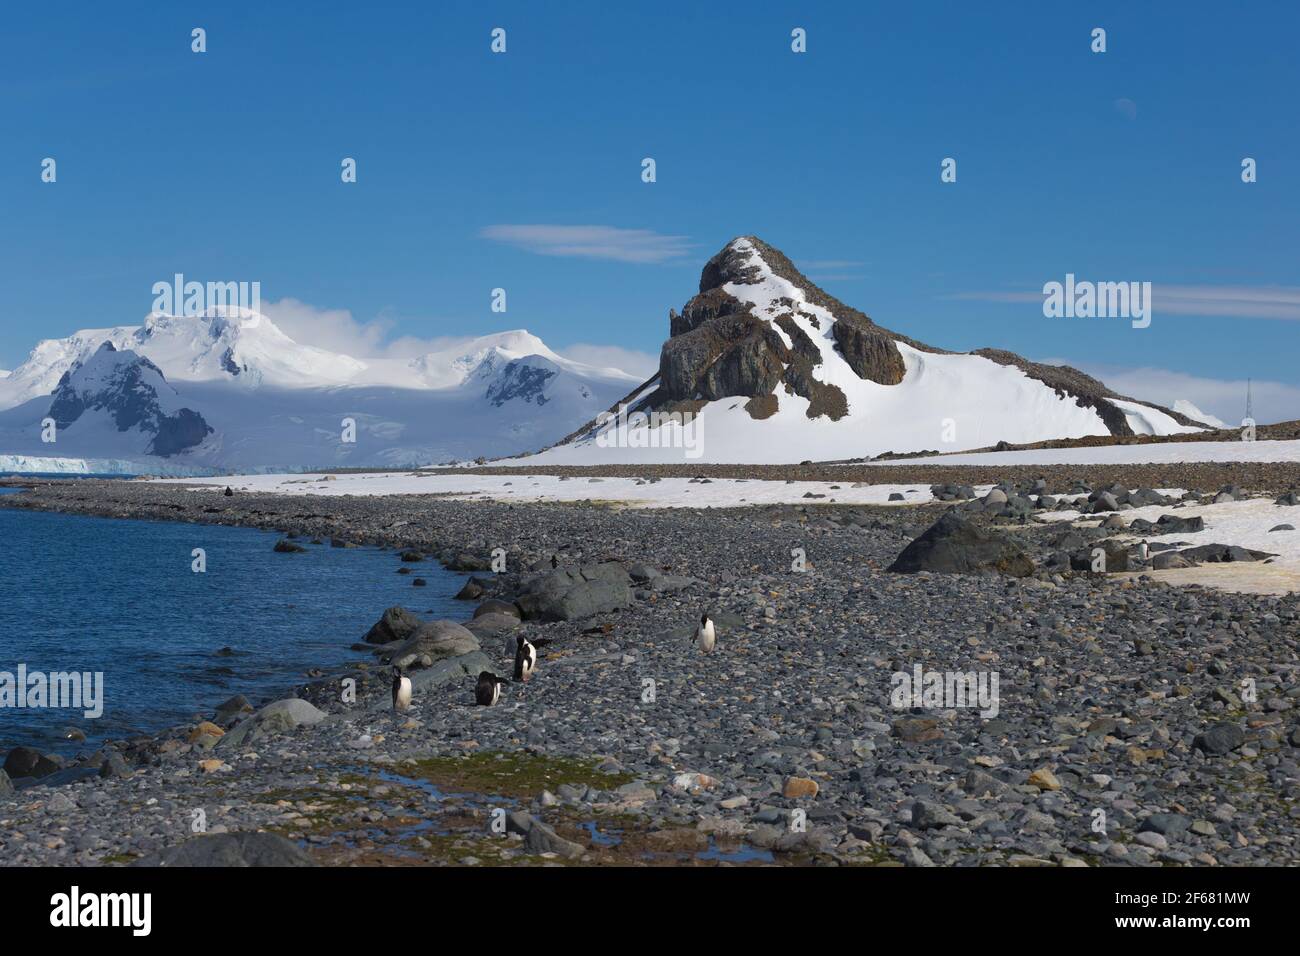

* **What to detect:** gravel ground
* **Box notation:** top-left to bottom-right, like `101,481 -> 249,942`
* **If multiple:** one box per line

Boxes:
1,478 -> 1298,867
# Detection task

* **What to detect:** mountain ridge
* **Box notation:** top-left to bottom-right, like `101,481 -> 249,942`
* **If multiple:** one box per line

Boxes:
529,236 -> 1209,465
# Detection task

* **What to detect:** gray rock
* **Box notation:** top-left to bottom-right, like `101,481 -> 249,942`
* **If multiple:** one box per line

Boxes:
387,620 -> 481,670
888,511 -> 1034,577
515,563 -> 633,621
134,831 -> 316,867
364,606 -> 423,645
1194,722 -> 1246,756
1139,813 -> 1191,837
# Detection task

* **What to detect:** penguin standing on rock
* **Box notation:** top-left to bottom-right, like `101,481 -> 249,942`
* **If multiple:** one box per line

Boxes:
391,667 -> 412,712
513,635 -> 553,682
475,671 -> 510,706
694,613 -> 716,654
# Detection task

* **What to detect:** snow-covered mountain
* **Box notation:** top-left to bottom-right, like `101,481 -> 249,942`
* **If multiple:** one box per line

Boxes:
527,236 -> 1211,465
0,312 -> 638,473
45,342 -> 212,457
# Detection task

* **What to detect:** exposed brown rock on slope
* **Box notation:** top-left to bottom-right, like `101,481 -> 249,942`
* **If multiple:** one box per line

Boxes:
541,235 -> 1212,458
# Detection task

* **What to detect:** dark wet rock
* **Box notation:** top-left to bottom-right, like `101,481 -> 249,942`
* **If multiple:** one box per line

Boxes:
888,511 -> 1034,577
1194,722 -> 1246,756
444,552 -> 492,572
273,539 -> 306,554
455,577 -> 487,600
399,550 -> 424,562
3,746 -> 59,780
473,598 -> 521,620
134,831 -> 316,867
364,606 -> 423,645
214,694 -> 253,725
1178,544 -> 1275,563
0,769 -> 12,798
98,752 -> 132,779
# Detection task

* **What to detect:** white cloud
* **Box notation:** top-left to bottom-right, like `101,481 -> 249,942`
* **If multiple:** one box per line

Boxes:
260,298 -> 475,360
479,225 -> 694,264
1114,97 -> 1138,120
558,343 -> 658,377
261,298 -> 658,379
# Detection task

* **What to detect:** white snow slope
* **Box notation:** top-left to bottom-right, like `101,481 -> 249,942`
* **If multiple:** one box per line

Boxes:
524,239 -> 1204,465
0,311 -> 638,474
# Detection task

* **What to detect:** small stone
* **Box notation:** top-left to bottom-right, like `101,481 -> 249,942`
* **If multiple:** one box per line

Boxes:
1027,767 -> 1061,791
783,776 -> 819,799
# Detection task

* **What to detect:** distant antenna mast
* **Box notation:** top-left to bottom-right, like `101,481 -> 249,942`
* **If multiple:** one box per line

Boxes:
1246,378 -> 1253,421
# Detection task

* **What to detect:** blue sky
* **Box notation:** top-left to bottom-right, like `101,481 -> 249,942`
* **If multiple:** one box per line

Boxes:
2,1 -> 1297,422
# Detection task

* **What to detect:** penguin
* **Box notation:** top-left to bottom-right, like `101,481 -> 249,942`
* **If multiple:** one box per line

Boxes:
391,667 -> 412,712
223,486 -> 234,497
475,671 -> 509,706
694,613 -> 716,654
550,554 -> 559,569
513,635 -> 553,682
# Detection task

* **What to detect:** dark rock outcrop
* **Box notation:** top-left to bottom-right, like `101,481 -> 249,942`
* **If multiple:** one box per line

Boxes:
364,606 -> 423,645
887,511 -> 1035,577
515,562 -> 633,621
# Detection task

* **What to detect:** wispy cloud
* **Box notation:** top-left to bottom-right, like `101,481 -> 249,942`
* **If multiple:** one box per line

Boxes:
558,343 -> 658,377
799,258 -> 867,281
479,225 -> 694,264
948,284 -> 1300,321
261,298 -> 472,359
1114,97 -> 1138,121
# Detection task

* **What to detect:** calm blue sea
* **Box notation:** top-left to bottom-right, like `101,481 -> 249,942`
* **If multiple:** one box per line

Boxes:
0,486 -> 468,753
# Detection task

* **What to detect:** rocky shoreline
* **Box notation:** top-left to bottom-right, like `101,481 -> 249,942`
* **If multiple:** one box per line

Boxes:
1,476 -> 1298,867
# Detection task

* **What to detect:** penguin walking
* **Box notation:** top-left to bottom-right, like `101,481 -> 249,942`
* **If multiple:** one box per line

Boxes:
475,671 -> 509,706
513,635 -> 553,682
391,667 -> 412,712
694,613 -> 716,654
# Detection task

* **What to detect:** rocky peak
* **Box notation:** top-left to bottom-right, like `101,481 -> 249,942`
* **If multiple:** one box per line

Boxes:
47,342 -> 211,457
656,237 -> 910,420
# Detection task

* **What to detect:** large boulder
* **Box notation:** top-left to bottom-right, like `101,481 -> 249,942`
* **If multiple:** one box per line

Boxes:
3,746 -> 60,780
387,620 -> 481,670
463,612 -> 523,643
887,512 -> 1035,577
218,698 -> 328,750
405,650 -> 498,696
134,831 -> 315,867
1178,544 -> 1275,563
473,599 -> 521,621
515,563 -> 633,622
363,606 -> 423,645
